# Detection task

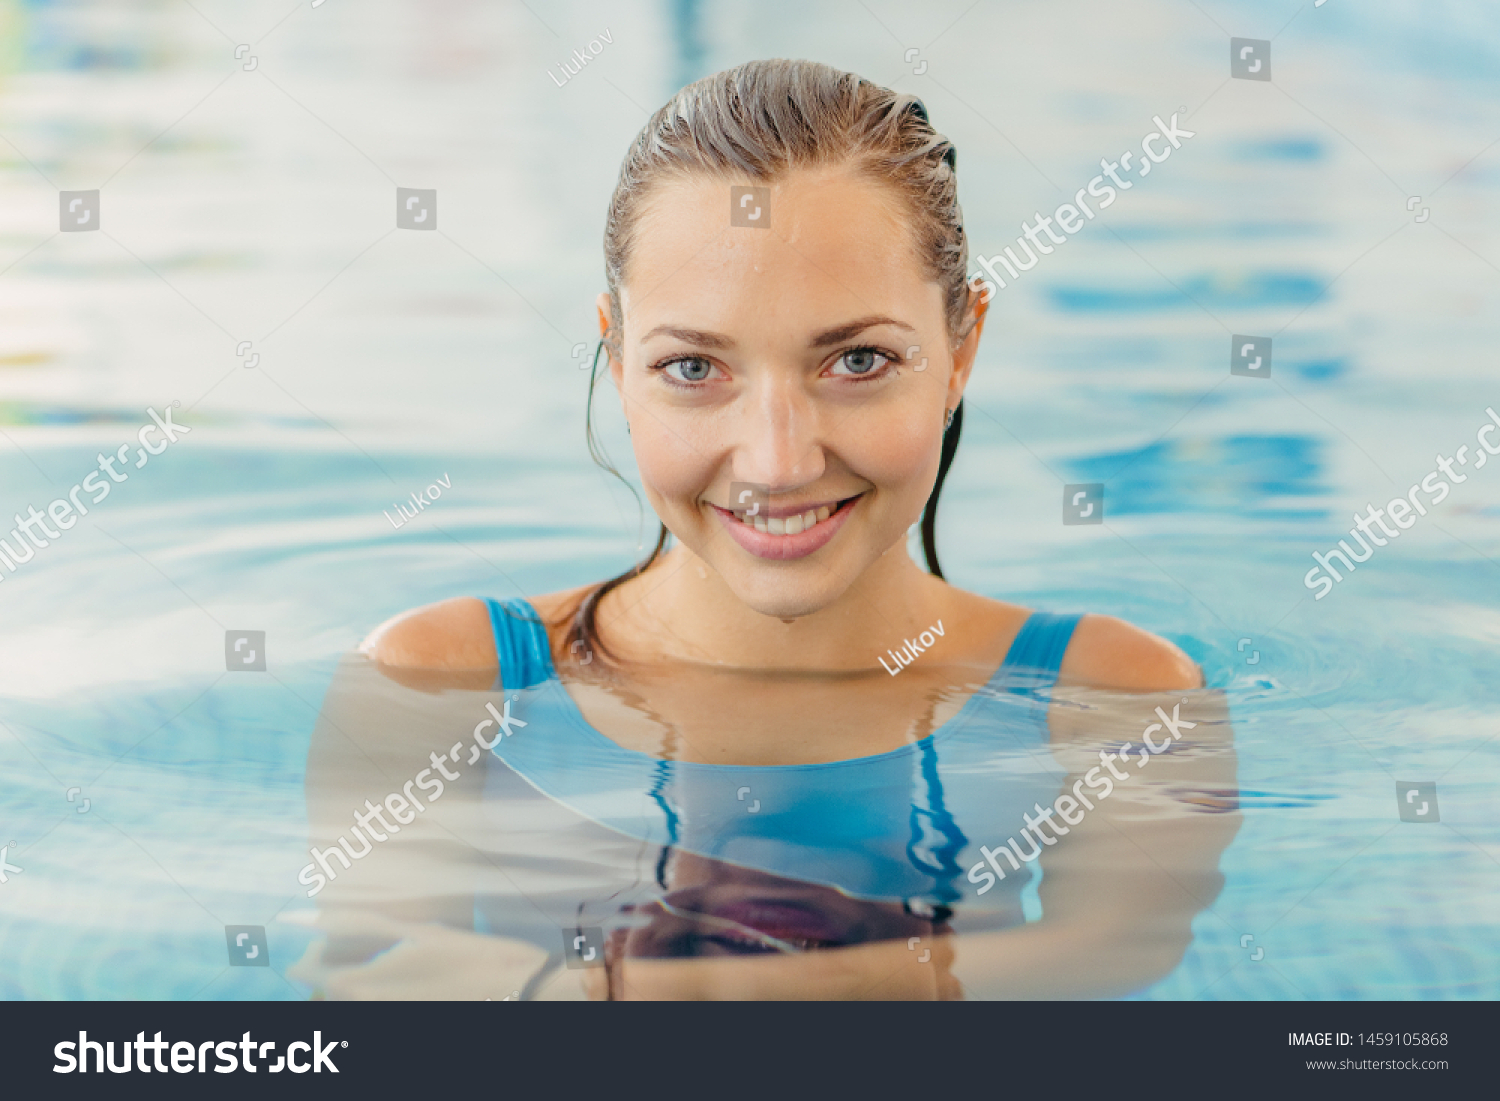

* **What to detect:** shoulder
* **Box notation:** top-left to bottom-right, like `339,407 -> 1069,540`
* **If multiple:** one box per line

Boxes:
942,589 -> 1202,690
359,596 -> 497,672
360,587 -> 592,672
1059,613 -> 1203,691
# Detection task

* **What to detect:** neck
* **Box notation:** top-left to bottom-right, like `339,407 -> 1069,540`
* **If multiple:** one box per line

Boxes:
599,539 -> 949,671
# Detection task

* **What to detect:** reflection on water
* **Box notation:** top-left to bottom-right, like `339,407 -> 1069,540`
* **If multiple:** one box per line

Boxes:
1050,272 -> 1326,313
1065,435 -> 1327,519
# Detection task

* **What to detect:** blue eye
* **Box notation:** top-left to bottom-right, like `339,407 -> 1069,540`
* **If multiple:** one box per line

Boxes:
663,357 -> 715,382
829,348 -> 891,377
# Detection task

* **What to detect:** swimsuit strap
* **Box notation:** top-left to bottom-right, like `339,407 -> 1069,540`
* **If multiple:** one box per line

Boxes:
998,611 -> 1084,685
485,597 -> 554,691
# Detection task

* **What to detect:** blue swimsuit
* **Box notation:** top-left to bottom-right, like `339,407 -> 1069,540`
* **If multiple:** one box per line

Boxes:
481,597 -> 1081,923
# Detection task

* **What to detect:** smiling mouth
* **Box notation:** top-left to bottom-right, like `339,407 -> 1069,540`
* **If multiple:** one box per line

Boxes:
726,495 -> 861,536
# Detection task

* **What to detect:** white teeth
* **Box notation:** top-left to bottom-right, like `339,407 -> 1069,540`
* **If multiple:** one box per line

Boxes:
735,503 -> 838,535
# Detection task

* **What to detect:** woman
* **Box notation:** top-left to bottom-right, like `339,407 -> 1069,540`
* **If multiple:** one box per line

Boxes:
311,60 -> 1235,1000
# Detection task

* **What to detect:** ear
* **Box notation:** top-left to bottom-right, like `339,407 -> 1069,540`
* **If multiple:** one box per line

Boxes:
595,291 -> 624,389
595,291 -> 612,340
947,280 -> 990,407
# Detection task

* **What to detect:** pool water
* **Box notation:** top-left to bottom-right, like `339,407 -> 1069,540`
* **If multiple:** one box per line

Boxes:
1,0 -> 1498,1000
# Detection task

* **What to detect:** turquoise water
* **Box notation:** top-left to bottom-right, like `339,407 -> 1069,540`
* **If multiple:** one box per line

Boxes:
1,0 -> 1498,1000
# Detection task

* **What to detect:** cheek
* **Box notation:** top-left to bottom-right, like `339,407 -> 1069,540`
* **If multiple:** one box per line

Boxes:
842,408 -> 942,501
631,417 -> 717,507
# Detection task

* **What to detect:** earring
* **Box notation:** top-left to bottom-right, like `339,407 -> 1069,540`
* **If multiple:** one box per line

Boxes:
626,423 -> 631,436
944,407 -> 955,432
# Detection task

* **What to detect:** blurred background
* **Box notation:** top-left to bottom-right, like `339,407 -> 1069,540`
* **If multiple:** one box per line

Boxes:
0,0 -> 1497,999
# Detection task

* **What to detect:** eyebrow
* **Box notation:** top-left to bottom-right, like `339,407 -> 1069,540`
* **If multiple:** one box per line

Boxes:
639,315 -> 915,350
640,325 -> 734,349
809,315 -> 915,347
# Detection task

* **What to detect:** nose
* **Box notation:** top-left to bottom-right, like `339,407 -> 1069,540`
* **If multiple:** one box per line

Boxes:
733,375 -> 825,491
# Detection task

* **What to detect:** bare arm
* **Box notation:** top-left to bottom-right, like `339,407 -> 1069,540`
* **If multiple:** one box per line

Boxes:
950,685 -> 1239,999
295,599 -> 505,994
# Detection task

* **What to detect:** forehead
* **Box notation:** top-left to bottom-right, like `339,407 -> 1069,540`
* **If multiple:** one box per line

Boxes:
620,165 -> 940,336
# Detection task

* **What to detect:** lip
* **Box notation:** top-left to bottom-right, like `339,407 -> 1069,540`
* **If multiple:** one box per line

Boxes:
710,494 -> 861,561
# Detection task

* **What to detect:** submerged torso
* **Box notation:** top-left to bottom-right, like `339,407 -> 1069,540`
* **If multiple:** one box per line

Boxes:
305,588 -> 1227,994
479,596 -> 1083,926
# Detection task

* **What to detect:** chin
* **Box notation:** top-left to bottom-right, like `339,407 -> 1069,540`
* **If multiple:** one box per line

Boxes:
715,558 -> 860,621
740,590 -> 837,622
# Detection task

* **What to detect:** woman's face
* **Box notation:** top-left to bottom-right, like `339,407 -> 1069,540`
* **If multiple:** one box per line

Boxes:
603,164 -> 984,620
